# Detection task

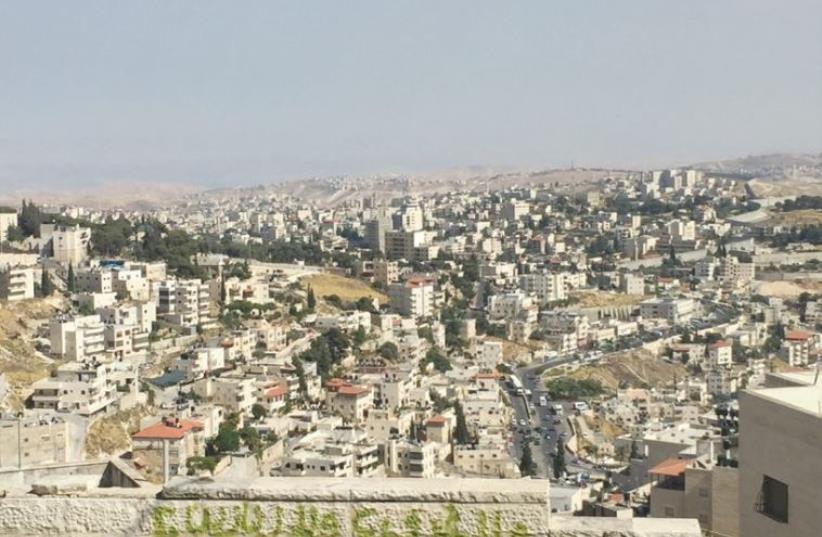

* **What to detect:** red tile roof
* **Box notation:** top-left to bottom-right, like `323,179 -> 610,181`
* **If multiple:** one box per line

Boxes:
337,385 -> 370,397
267,385 -> 288,398
785,330 -> 814,341
649,458 -> 689,477
709,340 -> 731,349
426,415 -> 447,426
133,419 -> 202,441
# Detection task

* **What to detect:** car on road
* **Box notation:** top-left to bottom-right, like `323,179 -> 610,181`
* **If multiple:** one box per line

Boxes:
519,419 -> 527,427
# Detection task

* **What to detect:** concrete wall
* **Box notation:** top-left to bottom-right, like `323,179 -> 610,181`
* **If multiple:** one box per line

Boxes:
739,389 -> 822,537
0,477 -> 703,537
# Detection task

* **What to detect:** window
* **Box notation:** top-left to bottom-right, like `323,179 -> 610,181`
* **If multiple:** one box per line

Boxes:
756,475 -> 788,523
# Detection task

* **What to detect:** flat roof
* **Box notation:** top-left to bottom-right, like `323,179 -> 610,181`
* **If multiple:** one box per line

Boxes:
750,383 -> 822,418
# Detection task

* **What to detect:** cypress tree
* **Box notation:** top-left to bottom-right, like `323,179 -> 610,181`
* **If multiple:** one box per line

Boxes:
553,436 -> 567,479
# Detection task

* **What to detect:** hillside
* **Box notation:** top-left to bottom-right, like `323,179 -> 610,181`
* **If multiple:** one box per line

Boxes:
301,273 -> 388,305
0,296 -> 67,411
547,348 -> 685,393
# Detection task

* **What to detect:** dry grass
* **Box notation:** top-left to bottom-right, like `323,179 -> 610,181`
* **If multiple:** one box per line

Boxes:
753,279 -> 822,299
562,349 -> 686,392
569,291 -> 643,309
767,209 -> 822,227
584,414 -> 625,441
301,273 -> 388,305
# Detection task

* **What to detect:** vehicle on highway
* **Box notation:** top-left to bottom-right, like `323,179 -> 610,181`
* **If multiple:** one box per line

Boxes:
538,395 -> 547,407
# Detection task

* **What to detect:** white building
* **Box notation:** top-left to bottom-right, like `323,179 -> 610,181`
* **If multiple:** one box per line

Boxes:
388,277 -> 435,318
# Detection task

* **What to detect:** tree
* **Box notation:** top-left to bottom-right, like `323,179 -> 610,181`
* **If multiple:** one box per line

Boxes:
553,436 -> 567,479
40,269 -> 53,296
454,401 -> 471,445
66,263 -> 75,293
519,441 -> 537,477
378,341 -> 399,361
251,403 -> 267,421
423,347 -> 452,373
306,286 -> 316,311
207,421 -> 241,455
293,357 -> 309,397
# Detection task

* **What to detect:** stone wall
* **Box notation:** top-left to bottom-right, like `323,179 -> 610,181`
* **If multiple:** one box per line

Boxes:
0,477 -> 702,537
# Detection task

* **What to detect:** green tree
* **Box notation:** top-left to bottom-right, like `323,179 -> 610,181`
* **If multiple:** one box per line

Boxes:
519,441 -> 537,477
251,403 -> 267,421
454,401 -> 471,445
553,436 -> 567,479
66,263 -> 75,293
378,341 -> 399,361
207,421 -> 241,455
40,269 -> 53,296
293,357 -> 309,397
306,286 -> 316,311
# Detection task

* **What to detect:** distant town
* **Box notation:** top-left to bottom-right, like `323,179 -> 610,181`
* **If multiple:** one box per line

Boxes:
1,164 -> 822,536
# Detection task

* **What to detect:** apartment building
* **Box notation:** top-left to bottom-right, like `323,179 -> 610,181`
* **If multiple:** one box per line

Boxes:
325,379 -> 374,423
193,376 -> 256,416
384,438 -> 436,478
373,260 -> 399,286
31,361 -> 117,416
719,255 -> 755,290
49,314 -> 106,361
640,298 -> 698,325
388,277 -> 435,318
619,273 -> 645,295
453,437 -> 519,478
707,340 -> 733,368
779,330 -> 816,367
518,272 -> 567,304
48,224 -> 91,265
0,266 -> 35,301
157,278 -> 212,331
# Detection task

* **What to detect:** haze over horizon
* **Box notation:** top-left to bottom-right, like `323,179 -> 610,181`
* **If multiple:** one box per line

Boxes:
2,0 -> 821,191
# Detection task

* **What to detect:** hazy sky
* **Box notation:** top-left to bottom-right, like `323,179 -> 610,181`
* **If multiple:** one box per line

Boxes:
1,1 -> 821,190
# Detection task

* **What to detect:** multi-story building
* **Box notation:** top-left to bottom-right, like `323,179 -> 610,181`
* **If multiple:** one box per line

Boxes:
48,224 -> 91,265
619,273 -> 645,295
49,314 -> 106,361
779,330 -> 816,367
157,278 -> 212,331
193,376 -> 256,416
640,298 -> 698,325
518,272 -> 567,304
388,277 -> 435,318
31,361 -> 118,416
384,438 -> 436,478
707,340 -> 733,368
374,260 -> 399,286
0,266 -> 35,301
325,379 -> 374,423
